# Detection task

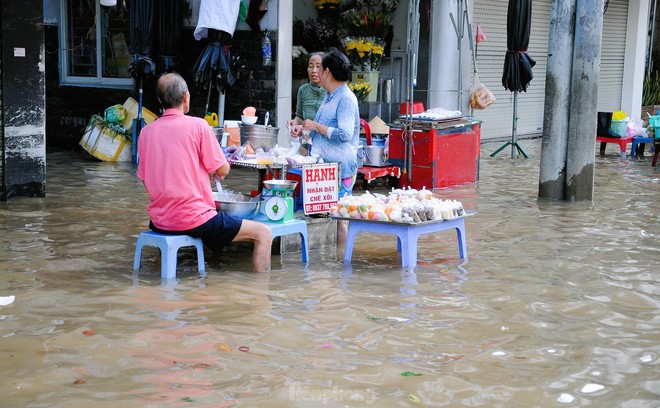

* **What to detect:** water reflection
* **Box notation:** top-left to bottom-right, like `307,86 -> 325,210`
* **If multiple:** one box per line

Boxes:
0,140 -> 658,407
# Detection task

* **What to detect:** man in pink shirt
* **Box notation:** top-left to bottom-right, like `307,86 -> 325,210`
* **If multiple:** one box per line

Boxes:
137,73 -> 271,272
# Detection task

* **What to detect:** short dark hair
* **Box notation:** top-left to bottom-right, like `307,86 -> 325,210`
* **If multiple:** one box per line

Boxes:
321,48 -> 353,82
156,73 -> 188,109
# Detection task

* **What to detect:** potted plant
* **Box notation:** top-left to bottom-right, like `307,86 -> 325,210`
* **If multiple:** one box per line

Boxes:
642,71 -> 660,119
349,81 -> 374,102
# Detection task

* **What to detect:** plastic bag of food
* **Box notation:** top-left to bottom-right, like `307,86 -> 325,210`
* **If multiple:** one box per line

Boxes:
104,104 -> 127,125
469,75 -> 495,110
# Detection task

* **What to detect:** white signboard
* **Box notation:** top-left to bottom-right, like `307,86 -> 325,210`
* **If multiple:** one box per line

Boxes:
302,163 -> 339,215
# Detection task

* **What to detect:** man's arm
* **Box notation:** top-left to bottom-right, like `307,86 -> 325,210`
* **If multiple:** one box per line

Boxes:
213,163 -> 230,180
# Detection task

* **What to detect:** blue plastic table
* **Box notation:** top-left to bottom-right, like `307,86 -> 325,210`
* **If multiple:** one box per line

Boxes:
339,216 -> 468,268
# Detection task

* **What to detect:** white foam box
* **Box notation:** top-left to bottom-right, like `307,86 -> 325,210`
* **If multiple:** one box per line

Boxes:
121,97 -> 158,131
80,116 -> 131,162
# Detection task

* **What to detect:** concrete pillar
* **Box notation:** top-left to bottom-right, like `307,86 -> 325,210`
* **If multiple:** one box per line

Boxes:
538,0 -> 576,200
1,0 -> 46,199
428,0 -> 469,112
565,0 -> 603,202
276,0 -> 293,148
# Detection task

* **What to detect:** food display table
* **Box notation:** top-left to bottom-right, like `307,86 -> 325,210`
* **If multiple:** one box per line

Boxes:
389,118 -> 481,189
336,214 -> 471,268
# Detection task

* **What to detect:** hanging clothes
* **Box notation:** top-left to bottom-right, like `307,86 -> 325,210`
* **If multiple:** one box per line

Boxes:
246,0 -> 268,33
194,0 -> 241,40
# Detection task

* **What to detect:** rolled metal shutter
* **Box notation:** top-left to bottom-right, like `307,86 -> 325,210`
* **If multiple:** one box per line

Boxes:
598,0 -> 628,112
471,0 -> 551,141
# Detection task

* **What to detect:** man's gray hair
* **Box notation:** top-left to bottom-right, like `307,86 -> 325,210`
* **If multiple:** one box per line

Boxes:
157,73 -> 188,109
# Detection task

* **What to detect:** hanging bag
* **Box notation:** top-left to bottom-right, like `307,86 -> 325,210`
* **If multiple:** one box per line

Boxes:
469,73 -> 495,110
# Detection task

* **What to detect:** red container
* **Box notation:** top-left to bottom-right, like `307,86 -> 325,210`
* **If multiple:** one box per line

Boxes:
399,101 -> 425,115
388,122 -> 481,189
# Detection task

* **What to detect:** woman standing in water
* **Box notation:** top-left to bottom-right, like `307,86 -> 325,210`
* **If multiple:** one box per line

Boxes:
290,48 -> 360,245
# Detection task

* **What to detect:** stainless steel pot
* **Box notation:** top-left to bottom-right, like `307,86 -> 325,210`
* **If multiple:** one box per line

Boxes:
213,193 -> 262,218
239,124 -> 279,152
364,145 -> 385,166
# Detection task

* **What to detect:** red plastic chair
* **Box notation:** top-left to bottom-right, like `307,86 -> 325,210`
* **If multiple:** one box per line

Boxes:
595,136 -> 632,159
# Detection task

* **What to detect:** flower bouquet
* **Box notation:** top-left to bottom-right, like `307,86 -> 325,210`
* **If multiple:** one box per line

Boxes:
342,37 -> 385,72
292,45 -> 309,79
340,6 -> 392,39
293,18 -> 342,56
349,81 -> 374,102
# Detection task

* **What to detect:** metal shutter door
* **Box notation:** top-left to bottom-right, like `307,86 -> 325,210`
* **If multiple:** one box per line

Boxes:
471,0 -> 551,141
598,0 -> 628,112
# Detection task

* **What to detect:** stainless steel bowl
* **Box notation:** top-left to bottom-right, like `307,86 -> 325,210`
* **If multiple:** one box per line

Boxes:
213,193 -> 262,218
239,124 -> 279,152
263,179 -> 298,192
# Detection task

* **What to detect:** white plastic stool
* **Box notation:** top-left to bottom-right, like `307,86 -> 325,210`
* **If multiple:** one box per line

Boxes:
262,219 -> 309,263
133,231 -> 205,279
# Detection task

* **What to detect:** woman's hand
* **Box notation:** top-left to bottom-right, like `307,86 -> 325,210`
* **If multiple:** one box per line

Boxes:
289,124 -> 302,137
303,119 -> 325,137
302,119 -> 317,132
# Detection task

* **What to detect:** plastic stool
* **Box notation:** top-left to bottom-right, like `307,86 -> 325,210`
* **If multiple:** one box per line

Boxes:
596,136 -> 632,159
133,231 -> 205,279
343,217 -> 467,268
630,136 -> 655,157
262,219 -> 309,263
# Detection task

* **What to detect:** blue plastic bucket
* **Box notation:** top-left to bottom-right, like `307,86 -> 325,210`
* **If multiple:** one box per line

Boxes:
359,136 -> 386,147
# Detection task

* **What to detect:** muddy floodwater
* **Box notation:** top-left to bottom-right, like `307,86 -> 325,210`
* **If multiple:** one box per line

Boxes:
1,139 -> 658,407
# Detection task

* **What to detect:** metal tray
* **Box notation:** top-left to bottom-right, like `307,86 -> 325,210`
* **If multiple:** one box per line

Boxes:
228,159 -> 305,170
331,210 -> 475,226
361,162 -> 394,168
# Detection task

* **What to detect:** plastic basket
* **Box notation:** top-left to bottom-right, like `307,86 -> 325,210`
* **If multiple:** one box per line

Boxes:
610,119 -> 629,137
648,115 -> 660,129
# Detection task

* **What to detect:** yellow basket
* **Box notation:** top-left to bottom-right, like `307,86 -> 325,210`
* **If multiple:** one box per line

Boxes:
612,110 -> 627,121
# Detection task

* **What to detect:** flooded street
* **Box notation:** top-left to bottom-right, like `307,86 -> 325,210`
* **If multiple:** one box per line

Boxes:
1,138 -> 658,407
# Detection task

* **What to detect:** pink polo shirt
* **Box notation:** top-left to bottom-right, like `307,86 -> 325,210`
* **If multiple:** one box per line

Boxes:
137,109 -> 227,231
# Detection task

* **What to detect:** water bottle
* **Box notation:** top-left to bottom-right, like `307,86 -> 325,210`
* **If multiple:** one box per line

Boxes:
262,31 -> 272,67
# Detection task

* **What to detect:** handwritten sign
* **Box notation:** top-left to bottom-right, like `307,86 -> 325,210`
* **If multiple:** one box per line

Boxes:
302,163 -> 339,215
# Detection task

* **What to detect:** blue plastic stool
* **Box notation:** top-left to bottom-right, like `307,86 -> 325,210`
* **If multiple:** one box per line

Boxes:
133,231 -> 205,279
261,219 -> 309,263
343,217 -> 467,268
630,136 -> 655,157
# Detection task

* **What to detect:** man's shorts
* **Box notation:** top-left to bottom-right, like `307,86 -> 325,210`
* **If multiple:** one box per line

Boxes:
149,212 -> 243,252
339,174 -> 357,198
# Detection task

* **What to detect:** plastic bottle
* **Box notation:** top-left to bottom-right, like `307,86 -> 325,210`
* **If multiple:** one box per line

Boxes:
262,31 -> 272,67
